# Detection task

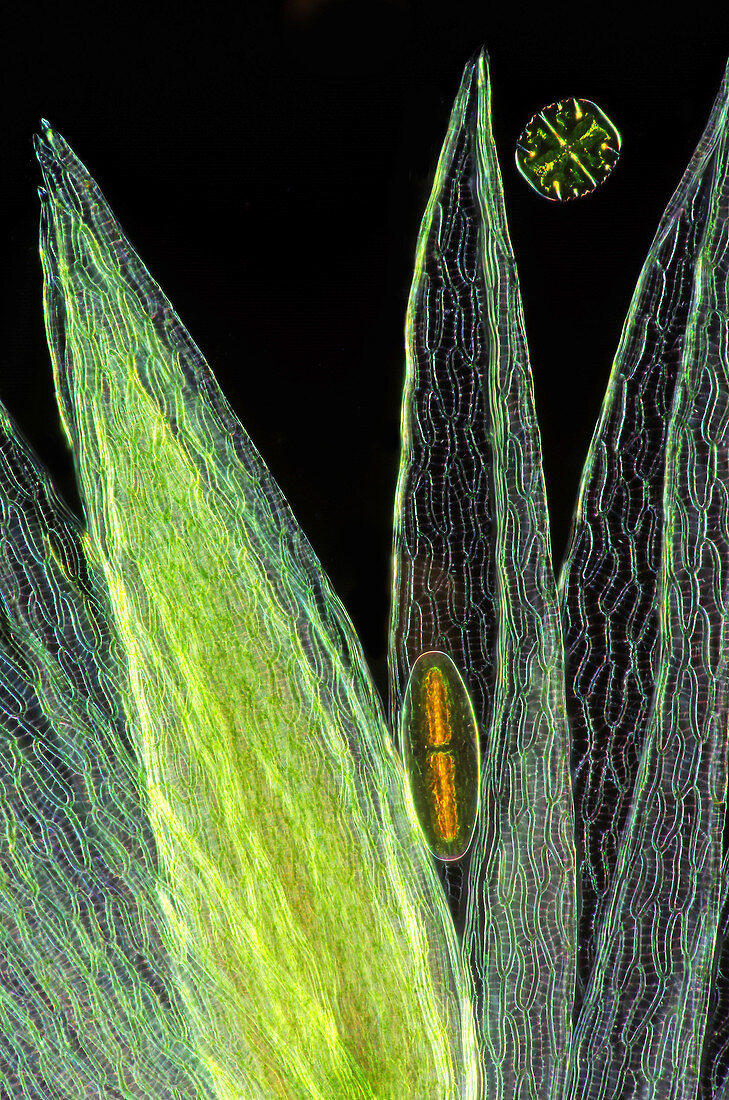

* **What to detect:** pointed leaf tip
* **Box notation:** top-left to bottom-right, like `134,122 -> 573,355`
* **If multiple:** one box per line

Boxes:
34,120 -> 62,162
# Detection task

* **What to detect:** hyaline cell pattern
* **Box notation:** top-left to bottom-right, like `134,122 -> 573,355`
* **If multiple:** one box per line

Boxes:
400,651 -> 480,862
515,97 -> 621,201
7,47 -> 729,1100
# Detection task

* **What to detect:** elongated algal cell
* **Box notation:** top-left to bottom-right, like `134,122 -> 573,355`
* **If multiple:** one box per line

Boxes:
515,97 -> 621,200
401,651 -> 480,861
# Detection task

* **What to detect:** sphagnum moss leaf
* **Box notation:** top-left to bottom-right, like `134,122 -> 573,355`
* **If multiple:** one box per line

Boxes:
0,401 -> 212,1096
389,54 -> 576,1100
559,54 -> 729,1100
33,120 -> 479,1099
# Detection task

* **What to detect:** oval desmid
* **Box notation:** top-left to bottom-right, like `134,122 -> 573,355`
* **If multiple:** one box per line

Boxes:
400,649 -> 481,861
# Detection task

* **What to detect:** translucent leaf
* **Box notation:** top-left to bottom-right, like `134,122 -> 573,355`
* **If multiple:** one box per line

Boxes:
390,53 -> 576,1098
560,58 -> 729,1100
34,124 -> 478,1098
0,405 -> 211,1096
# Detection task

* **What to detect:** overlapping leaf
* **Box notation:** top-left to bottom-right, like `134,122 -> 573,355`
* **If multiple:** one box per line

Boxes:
0,124 -> 480,1098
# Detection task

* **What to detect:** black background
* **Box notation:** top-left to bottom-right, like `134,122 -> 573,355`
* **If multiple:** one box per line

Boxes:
4,3 -> 729,697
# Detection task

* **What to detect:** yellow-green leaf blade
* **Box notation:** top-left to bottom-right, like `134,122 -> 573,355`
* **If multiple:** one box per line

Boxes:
37,125 -> 478,1099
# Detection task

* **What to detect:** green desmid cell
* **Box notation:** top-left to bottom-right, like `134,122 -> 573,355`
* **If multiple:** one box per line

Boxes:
515,97 -> 621,201
400,651 -> 480,862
